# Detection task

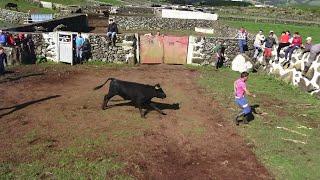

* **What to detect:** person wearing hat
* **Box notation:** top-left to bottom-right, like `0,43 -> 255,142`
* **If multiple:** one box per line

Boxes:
299,37 -> 313,59
269,30 -> 278,45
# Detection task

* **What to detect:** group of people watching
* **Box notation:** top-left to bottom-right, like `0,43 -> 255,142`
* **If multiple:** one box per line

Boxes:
236,27 -> 320,76
0,30 -> 32,75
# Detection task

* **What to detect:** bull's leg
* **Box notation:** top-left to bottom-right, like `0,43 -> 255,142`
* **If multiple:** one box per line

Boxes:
149,103 -> 166,115
101,93 -> 115,110
139,107 -> 145,118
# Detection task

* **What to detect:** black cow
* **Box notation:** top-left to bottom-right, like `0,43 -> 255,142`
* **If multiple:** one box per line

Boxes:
5,3 -> 18,11
94,78 -> 167,118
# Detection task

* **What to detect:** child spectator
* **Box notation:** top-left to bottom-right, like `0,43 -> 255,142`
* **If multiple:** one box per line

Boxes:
283,32 -> 302,66
234,72 -> 256,125
276,31 -> 290,63
264,32 -> 276,64
253,30 -> 265,60
0,47 -> 8,75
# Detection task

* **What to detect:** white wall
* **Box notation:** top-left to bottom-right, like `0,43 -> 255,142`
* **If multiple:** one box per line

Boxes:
161,9 -> 218,21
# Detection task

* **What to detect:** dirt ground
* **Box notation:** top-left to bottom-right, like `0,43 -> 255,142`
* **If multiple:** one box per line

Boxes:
0,64 -> 272,179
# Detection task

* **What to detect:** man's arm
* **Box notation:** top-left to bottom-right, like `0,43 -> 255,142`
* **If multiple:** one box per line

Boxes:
244,88 -> 256,98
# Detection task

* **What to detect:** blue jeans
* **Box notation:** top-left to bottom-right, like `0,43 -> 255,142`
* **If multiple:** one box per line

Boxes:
76,47 -> 82,59
107,32 -> 117,40
235,97 -> 251,115
285,46 -> 299,61
239,40 -> 247,53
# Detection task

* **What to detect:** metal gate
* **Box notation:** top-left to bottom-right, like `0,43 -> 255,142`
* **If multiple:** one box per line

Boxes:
163,36 -> 188,64
58,32 -> 73,65
140,35 -> 164,64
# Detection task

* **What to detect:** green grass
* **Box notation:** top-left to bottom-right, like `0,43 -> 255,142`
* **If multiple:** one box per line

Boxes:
0,0 -> 56,13
223,20 -> 320,43
190,66 -> 320,179
95,0 -> 122,5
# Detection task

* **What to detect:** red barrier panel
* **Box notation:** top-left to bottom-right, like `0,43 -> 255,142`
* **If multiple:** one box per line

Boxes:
140,35 -> 164,64
163,36 -> 188,64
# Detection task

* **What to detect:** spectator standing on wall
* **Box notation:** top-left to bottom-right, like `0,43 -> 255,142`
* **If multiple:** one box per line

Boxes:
75,32 -> 85,63
0,47 -> 8,75
0,30 -> 7,46
235,27 -> 248,54
283,32 -> 302,66
213,40 -> 225,69
303,43 -> 320,76
106,19 -> 118,46
299,37 -> 313,58
276,31 -> 290,63
234,72 -> 256,125
263,32 -> 276,65
253,30 -> 265,60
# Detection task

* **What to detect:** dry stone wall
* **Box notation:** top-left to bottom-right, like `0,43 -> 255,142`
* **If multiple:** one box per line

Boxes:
231,46 -> 320,98
115,16 -> 217,31
0,8 -> 28,24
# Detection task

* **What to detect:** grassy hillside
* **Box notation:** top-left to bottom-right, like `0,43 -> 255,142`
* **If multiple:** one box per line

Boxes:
224,21 -> 320,43
0,0 -> 55,13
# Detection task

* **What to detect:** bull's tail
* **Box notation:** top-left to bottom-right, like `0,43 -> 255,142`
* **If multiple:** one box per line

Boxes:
93,78 -> 114,90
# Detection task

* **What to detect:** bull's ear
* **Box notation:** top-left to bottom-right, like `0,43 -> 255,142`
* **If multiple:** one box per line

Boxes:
155,84 -> 161,90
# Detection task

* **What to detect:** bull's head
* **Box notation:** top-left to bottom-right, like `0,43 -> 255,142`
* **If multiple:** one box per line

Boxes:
154,84 -> 166,99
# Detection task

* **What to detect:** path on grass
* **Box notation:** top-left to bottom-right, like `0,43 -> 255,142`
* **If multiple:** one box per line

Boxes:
0,65 -> 271,179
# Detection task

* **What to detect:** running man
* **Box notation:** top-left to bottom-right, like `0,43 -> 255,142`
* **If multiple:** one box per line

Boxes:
234,72 -> 256,125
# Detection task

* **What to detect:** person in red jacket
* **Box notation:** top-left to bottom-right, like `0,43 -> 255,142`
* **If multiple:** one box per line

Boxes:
276,31 -> 290,63
7,33 -> 15,46
283,32 -> 302,66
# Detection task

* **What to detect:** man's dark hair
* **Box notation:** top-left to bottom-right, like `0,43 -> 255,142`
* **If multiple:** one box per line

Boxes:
78,32 -> 81,35
241,71 -> 249,78
0,47 -> 3,50
294,32 -> 299,35
282,31 -> 286,34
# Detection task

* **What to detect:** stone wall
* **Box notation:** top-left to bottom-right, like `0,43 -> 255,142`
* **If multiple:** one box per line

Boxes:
4,32 -> 136,65
187,36 -> 253,65
87,33 -> 136,64
117,6 -> 154,15
3,14 -> 89,32
115,16 -> 217,31
0,8 -> 29,24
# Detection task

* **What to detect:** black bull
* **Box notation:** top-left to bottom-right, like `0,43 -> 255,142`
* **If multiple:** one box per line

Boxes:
94,78 -> 168,118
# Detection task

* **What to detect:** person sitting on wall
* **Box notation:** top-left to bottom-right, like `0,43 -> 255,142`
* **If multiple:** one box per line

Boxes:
106,19 -> 118,46
303,43 -> 320,76
282,32 -> 302,67
75,32 -> 85,63
299,37 -> 312,59
263,31 -> 276,65
253,30 -> 265,61
0,30 -> 7,46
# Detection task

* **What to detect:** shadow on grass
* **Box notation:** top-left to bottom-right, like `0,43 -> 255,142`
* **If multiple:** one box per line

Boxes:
0,95 -> 61,118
